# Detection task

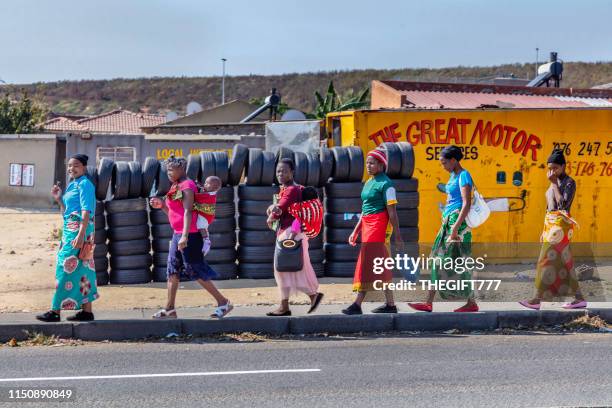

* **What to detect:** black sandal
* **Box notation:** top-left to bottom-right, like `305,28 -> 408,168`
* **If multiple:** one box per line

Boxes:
266,310 -> 291,317
307,293 -> 324,314
67,311 -> 95,322
36,311 -> 60,322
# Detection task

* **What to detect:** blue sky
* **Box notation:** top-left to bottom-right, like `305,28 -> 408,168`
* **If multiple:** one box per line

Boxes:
0,0 -> 610,84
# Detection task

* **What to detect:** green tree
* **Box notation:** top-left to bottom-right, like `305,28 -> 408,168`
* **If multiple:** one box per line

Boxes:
312,81 -> 369,119
0,91 -> 47,133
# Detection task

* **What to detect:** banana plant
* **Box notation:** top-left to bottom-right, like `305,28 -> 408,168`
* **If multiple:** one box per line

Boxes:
313,81 -> 369,119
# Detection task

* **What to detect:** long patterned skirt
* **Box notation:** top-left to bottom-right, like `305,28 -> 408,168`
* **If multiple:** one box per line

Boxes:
535,210 -> 579,300
353,211 -> 393,292
52,212 -> 99,311
430,210 -> 473,300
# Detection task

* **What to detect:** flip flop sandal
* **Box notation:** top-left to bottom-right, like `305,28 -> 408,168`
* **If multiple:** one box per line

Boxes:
152,309 -> 177,319
518,300 -> 541,310
211,301 -> 233,318
562,300 -> 587,309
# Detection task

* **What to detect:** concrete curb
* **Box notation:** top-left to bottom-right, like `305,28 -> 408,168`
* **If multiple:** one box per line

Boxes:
1,309 -> 609,342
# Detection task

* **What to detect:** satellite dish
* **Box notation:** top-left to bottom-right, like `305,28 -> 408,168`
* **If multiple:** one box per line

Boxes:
186,101 -> 203,115
165,111 -> 179,122
281,109 -> 307,121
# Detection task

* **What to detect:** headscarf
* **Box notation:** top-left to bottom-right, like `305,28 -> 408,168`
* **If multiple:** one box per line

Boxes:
367,149 -> 387,169
71,154 -> 89,166
547,148 -> 566,165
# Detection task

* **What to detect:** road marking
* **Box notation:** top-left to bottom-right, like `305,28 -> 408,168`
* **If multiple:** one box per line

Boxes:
0,369 -> 321,383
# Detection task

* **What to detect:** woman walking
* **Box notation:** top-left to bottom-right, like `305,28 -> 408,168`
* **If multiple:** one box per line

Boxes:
149,156 -> 233,319
36,154 -> 98,322
519,149 -> 586,310
409,145 -> 479,313
265,158 -> 324,316
342,149 -> 402,315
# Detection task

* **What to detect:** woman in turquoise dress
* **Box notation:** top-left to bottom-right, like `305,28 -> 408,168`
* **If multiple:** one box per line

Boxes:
36,154 -> 99,322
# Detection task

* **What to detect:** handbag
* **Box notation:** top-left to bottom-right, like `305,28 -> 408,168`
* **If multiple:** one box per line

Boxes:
78,238 -> 95,261
465,185 -> 491,228
274,238 -> 304,272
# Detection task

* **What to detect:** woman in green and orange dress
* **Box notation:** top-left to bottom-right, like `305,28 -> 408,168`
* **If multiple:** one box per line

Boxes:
519,148 -> 586,310
342,149 -> 403,315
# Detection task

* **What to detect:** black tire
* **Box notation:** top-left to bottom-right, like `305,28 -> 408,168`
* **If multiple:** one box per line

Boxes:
293,151 -> 308,186
238,245 -> 273,263
153,251 -> 169,267
324,228 -> 353,244
141,157 -> 159,197
96,271 -> 109,286
95,200 -> 104,217
324,243 -> 360,262
95,216 -> 105,230
238,215 -> 270,231
306,153 -> 321,187
215,202 -> 236,218
94,243 -> 108,259
324,213 -> 361,229
110,253 -> 152,270
199,151 -> 216,182
308,233 -> 324,249
210,232 -> 237,249
105,197 -> 147,214
237,185 -> 279,201
313,263 -> 324,278
319,148 -> 333,187
399,227 -> 419,242
379,143 -> 402,178
208,217 -> 236,233
94,256 -> 108,273
308,248 -> 325,264
155,161 -> 171,197
397,142 -> 415,179
324,182 -> 363,199
186,154 -> 201,181
206,248 -> 237,264
109,239 -> 151,256
213,151 -> 230,185
238,199 -> 271,216
152,239 -> 171,253
396,192 -> 419,210
324,197 -> 362,214
393,178 -> 419,192
111,162 -> 131,200
275,147 -> 294,185
238,230 -> 276,246
108,224 -> 150,241
397,209 -> 419,227
216,186 -> 235,203
324,262 -> 356,278
260,151 -> 276,186
238,263 -> 274,279
149,208 -> 169,224
110,268 -> 152,285
211,263 -> 238,280
153,266 -> 167,282
151,223 -> 173,239
331,147 -> 351,182
347,146 -> 364,182
96,158 -> 114,201
127,161 -> 142,199
95,229 -> 107,245
86,166 -> 98,187
246,148 -> 263,186
107,211 -> 148,228
228,144 -> 248,186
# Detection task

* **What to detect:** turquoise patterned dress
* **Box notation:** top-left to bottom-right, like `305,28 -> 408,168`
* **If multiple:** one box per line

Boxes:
51,175 -> 99,311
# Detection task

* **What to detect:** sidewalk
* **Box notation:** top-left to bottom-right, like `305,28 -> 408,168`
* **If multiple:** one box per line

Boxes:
1,302 -> 611,342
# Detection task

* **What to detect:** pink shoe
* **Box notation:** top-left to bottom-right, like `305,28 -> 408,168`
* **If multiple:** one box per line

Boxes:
518,300 -> 541,310
562,300 -> 587,309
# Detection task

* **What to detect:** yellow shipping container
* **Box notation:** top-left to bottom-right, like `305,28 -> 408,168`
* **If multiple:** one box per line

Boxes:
326,108 -> 612,260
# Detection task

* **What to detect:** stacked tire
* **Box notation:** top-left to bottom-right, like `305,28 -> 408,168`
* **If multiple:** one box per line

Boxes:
93,201 -> 109,285
324,146 -> 365,277
106,161 -> 152,284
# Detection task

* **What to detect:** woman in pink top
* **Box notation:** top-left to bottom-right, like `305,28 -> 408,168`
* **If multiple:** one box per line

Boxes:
149,156 -> 233,319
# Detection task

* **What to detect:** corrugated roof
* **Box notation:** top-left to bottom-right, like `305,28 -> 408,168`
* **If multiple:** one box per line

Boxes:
44,109 -> 165,134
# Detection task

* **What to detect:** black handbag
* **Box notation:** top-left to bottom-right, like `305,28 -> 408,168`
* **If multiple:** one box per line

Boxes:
274,238 -> 304,272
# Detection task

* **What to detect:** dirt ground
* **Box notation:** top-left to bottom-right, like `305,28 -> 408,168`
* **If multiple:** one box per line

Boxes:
0,208 -> 609,313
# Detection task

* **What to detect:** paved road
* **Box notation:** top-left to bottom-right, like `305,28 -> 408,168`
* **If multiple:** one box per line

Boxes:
1,333 -> 611,407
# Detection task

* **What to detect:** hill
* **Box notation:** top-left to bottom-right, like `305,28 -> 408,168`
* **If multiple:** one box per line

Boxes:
6,61 -> 612,116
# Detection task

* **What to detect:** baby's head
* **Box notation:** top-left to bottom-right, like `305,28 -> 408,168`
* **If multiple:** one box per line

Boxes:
203,176 -> 222,192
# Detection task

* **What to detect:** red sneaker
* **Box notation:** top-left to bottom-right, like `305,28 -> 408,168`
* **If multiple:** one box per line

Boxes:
408,302 -> 433,312
453,303 -> 479,313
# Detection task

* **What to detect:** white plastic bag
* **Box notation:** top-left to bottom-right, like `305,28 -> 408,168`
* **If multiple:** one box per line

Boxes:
466,188 -> 491,228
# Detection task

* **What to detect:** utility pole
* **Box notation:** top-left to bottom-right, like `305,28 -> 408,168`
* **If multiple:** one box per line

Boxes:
535,47 -> 539,77
221,58 -> 227,105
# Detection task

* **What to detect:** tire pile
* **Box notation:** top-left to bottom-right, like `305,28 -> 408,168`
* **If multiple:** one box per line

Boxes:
93,200 -> 109,285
